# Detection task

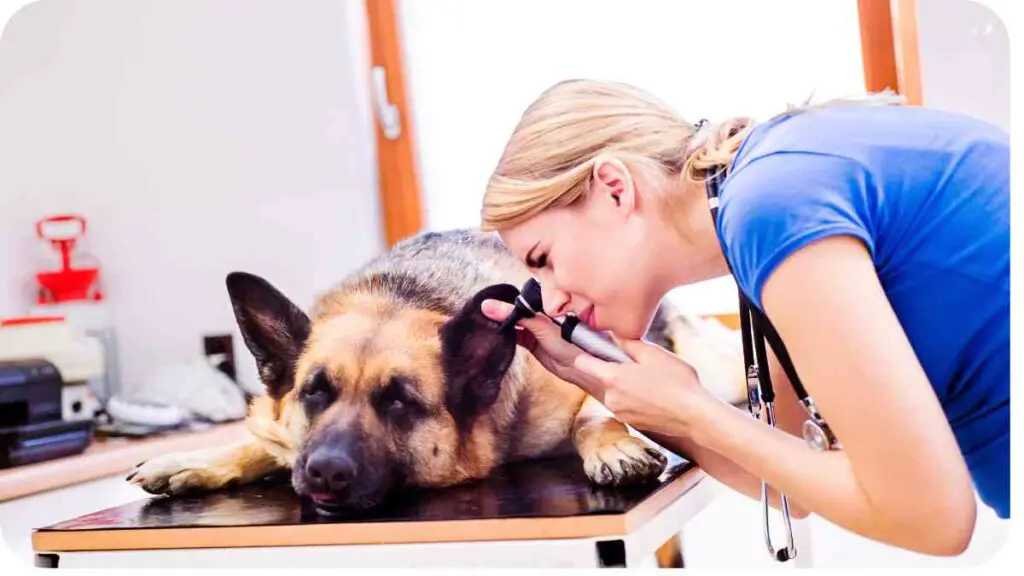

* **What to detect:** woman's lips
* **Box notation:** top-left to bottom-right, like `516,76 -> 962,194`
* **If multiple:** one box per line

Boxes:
580,306 -> 597,330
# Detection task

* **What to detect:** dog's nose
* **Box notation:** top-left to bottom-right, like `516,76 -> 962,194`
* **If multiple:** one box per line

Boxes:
305,448 -> 358,493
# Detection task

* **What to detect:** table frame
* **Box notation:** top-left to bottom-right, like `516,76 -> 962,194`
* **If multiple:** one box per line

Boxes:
33,470 -> 721,568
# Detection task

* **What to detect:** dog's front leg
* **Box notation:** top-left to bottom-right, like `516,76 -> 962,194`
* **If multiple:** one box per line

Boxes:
127,438 -> 285,496
572,395 -> 668,486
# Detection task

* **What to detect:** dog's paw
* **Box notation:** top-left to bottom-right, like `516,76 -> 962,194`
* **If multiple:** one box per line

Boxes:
583,435 -> 667,487
126,452 -> 232,496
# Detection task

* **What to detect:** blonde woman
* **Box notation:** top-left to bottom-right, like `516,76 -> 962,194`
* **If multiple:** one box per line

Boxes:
479,79 -> 1009,556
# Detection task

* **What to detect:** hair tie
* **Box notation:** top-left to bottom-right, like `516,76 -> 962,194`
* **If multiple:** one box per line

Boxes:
694,118 -> 709,131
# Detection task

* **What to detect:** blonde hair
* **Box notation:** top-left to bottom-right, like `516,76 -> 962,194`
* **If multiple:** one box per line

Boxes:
480,79 -> 903,232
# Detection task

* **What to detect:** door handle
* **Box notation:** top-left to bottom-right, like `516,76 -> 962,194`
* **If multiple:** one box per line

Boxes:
371,65 -> 402,140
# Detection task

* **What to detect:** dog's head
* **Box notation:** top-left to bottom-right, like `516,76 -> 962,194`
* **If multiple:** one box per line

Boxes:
225,272 -> 520,515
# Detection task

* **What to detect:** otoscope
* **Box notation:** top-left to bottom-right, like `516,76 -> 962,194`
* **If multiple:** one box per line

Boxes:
498,278 -> 634,364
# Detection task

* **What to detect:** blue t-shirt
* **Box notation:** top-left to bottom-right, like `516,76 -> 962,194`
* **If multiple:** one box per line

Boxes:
715,105 -> 1010,518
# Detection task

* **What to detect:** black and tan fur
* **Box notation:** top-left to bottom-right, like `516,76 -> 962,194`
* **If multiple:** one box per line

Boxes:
127,229 -> 743,514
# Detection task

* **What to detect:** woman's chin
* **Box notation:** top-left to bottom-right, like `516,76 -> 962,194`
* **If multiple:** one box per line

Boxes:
603,318 -> 647,341
609,312 -> 659,341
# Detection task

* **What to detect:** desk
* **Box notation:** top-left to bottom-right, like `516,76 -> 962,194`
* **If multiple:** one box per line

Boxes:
0,422 -> 249,502
31,452 -> 719,568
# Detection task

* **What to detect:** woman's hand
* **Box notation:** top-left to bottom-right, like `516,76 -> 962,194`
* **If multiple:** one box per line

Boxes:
480,299 -> 607,392
571,337 -> 720,438
481,298 -> 719,438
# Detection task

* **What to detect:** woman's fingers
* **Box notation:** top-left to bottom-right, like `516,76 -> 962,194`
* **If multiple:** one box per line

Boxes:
480,298 -> 614,397
572,353 -> 617,383
480,298 -> 561,342
514,325 -> 539,352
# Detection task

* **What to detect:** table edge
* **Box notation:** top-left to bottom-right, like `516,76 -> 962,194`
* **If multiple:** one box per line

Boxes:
31,468 -> 708,552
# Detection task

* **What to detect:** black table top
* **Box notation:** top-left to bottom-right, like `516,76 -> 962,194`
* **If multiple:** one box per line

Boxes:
33,451 -> 702,552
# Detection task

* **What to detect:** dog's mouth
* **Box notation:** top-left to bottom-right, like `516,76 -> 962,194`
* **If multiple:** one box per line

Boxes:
308,492 -> 349,515
305,491 -> 384,517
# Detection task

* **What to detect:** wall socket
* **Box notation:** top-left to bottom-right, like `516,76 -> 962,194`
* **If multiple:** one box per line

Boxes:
203,334 -> 236,382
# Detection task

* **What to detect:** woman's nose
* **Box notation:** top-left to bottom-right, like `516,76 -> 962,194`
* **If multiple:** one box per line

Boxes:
542,286 -> 571,318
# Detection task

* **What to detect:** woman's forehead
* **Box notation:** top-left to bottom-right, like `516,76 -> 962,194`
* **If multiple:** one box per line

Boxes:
498,212 -> 558,255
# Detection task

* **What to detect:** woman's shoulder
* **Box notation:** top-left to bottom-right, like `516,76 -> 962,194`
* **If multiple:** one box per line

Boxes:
721,104 -> 1006,225
731,104 -> 1007,174
715,104 -> 1007,310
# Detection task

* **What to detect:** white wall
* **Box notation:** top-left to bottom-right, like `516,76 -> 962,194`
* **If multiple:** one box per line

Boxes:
397,0 -> 867,315
0,0 -> 383,394
915,0 -> 1009,130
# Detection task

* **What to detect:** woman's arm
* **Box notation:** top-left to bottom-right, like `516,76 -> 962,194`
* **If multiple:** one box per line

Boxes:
645,348 -> 815,519
691,234 -> 977,555
573,235 -> 976,556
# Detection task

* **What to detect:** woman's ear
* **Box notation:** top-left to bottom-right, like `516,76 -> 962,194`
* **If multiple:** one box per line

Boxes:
591,155 -> 637,216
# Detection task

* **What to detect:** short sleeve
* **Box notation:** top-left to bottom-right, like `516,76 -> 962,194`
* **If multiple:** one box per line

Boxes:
717,151 -> 877,310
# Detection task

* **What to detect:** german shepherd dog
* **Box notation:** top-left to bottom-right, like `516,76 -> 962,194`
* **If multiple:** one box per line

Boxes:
127,229 -> 741,515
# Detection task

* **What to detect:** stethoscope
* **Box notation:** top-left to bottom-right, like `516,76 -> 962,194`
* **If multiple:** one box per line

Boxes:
703,164 -> 841,563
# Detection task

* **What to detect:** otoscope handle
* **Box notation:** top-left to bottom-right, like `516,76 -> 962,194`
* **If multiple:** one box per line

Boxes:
560,316 -> 634,364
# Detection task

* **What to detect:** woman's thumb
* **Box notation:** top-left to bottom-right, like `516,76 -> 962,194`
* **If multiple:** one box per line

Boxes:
481,299 -> 514,323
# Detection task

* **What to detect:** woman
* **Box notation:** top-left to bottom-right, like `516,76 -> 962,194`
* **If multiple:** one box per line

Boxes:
478,79 -> 1009,556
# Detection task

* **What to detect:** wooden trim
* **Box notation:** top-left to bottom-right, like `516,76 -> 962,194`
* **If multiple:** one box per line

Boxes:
365,0 -> 424,246
857,0 -> 900,93
32,469 -> 706,552
890,0 -> 924,105
0,423 -> 248,502
707,313 -> 740,332
857,0 -> 924,105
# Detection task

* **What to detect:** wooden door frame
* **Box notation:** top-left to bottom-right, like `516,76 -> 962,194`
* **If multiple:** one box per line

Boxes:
364,0 -> 424,248
857,0 -> 923,105
365,0 -> 925,248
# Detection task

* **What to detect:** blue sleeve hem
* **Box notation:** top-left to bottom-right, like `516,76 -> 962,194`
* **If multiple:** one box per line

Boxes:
748,222 -> 876,311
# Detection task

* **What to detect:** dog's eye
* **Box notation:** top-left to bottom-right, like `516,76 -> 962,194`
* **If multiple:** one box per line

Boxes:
376,376 -> 422,421
301,370 -> 334,411
302,387 -> 324,400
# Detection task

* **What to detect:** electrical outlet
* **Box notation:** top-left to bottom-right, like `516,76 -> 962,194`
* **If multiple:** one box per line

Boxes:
203,334 -> 236,382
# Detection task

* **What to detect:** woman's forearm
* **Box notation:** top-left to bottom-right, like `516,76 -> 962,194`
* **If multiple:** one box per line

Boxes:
685,397 -> 972,556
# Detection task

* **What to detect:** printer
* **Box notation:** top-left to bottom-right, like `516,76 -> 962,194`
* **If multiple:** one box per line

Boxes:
0,316 -> 103,468
0,359 -> 94,468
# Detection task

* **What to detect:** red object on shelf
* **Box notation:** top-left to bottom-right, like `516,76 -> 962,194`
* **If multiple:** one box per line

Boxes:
34,214 -> 104,304
0,316 -> 66,327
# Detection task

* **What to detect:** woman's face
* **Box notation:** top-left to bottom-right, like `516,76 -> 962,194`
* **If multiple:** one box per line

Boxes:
497,157 -> 680,340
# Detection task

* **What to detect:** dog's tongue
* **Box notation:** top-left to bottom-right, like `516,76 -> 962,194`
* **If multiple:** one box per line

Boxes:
310,493 -> 340,504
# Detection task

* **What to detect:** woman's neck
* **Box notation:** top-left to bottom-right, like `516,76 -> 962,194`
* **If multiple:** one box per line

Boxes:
661,179 -> 732,288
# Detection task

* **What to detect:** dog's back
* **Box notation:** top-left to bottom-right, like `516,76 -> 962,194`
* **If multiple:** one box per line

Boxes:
311,229 -> 530,321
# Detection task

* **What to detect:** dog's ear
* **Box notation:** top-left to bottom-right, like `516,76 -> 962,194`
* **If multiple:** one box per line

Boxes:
440,283 -> 520,429
226,272 -> 311,399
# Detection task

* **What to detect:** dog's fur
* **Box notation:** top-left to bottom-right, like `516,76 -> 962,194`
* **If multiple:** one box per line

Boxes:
127,229 -> 742,514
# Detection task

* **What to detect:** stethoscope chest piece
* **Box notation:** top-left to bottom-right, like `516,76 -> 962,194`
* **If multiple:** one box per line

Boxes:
803,419 -> 832,452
